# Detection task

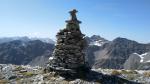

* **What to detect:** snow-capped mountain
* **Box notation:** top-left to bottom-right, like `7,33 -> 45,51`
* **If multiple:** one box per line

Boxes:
0,37 -> 55,44
93,37 -> 150,69
89,40 -> 105,46
86,35 -> 109,46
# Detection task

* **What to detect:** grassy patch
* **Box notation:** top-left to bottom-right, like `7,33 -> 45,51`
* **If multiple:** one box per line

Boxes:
15,66 -> 24,71
22,72 -> 35,77
111,70 -> 121,76
121,70 -> 138,74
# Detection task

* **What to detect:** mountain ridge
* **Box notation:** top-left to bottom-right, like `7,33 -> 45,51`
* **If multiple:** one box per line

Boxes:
0,36 -> 55,44
0,35 -> 150,70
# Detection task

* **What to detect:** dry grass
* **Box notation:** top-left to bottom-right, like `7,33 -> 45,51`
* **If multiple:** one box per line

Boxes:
121,70 -> 138,74
0,80 -> 9,84
111,70 -> 121,76
143,71 -> 150,77
22,72 -> 35,77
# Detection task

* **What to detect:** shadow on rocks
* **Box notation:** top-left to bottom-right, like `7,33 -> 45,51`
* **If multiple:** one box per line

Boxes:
60,70 -> 142,84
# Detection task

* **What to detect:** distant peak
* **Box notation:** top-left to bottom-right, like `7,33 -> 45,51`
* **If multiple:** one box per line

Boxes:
90,35 -> 108,41
113,37 -> 134,43
88,35 -> 108,46
91,35 -> 102,39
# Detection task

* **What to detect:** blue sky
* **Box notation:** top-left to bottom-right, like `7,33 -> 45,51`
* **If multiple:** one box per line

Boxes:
0,0 -> 150,43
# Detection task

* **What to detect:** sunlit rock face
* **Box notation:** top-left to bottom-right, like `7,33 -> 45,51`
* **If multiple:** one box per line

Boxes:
47,9 -> 90,76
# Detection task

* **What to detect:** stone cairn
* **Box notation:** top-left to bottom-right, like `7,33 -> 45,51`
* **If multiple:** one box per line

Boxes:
48,9 -> 90,77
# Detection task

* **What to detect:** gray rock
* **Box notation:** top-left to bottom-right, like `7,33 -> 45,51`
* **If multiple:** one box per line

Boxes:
0,64 -> 16,80
124,53 -> 141,70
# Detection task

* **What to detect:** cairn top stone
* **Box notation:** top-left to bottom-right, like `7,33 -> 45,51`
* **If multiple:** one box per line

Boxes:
66,9 -> 81,24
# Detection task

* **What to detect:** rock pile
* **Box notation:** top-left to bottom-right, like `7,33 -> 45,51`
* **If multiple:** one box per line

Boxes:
48,9 -> 90,77
0,64 -> 16,80
0,64 -> 142,84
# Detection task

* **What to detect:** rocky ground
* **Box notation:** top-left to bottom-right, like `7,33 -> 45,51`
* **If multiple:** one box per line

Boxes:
0,64 -> 149,84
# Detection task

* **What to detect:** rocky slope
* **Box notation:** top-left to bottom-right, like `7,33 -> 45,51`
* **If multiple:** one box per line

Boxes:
124,52 -> 150,70
0,40 -> 54,66
93,37 -> 150,69
86,35 -> 109,47
85,35 -> 109,66
0,64 -> 144,84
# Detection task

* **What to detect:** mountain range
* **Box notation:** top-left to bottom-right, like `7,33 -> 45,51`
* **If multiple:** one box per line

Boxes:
0,36 -> 55,44
93,37 -> 150,69
0,38 -> 54,67
0,36 -> 150,70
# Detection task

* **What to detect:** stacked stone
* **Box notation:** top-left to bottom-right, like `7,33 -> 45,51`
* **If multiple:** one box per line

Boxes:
48,9 -> 89,76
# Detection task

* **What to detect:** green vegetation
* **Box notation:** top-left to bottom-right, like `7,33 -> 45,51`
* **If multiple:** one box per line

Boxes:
15,66 -> 24,71
111,70 -> 121,76
22,72 -> 35,77
127,70 -> 138,74
121,70 -> 138,74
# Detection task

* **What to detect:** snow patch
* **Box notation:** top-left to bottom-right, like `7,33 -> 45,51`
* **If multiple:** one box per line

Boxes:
89,40 -> 105,46
133,53 -> 148,63
49,57 -> 54,60
146,60 -> 150,62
